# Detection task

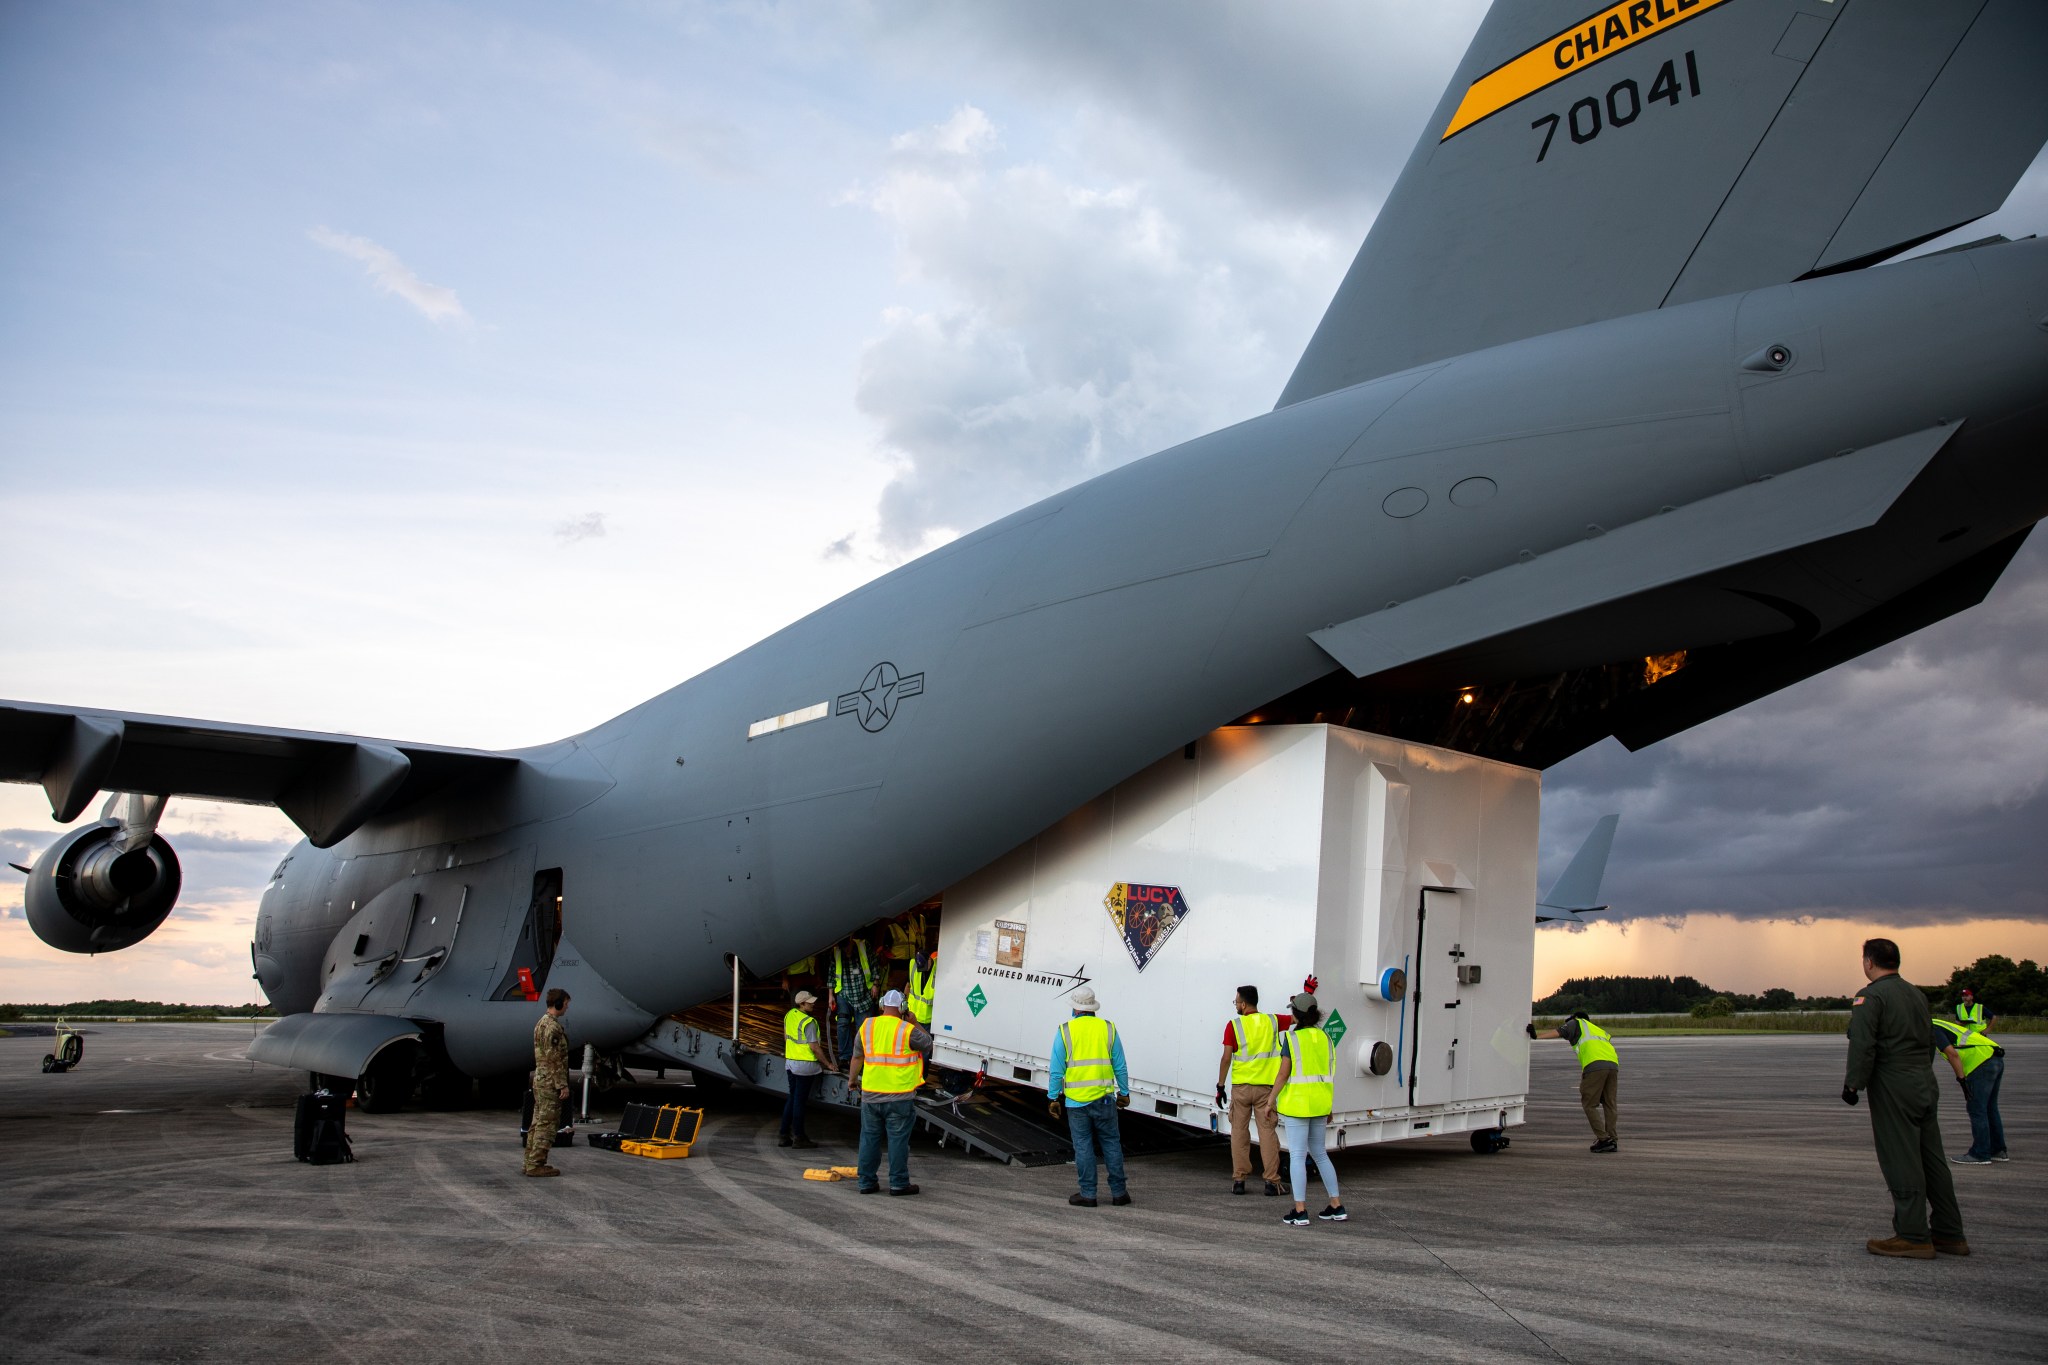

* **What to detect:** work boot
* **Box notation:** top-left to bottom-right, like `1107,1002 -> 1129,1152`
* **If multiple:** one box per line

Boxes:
1069,1192 -> 1098,1207
889,1184 -> 921,1197
1264,1180 -> 1282,1196
792,1136 -> 818,1149
1231,1180 -> 1246,1195
1866,1237 -> 1935,1259
523,1166 -> 561,1178
1933,1237 -> 1972,1256
776,1135 -> 793,1148
1111,1193 -> 1132,1206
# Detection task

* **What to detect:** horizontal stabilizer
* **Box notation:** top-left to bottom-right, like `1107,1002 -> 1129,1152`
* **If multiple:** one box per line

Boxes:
1540,814 -> 1619,917
246,1011 -> 424,1079
0,701 -> 517,847
1310,423 -> 1960,681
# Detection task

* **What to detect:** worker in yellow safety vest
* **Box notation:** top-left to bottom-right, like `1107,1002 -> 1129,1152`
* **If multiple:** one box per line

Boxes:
1272,991 -> 1345,1226
779,989 -> 831,1150
1216,984 -> 1288,1196
906,949 -> 937,1027
830,938 -> 879,1064
1529,1011 -> 1620,1152
1048,987 -> 1132,1207
847,990 -> 930,1195
1956,989 -> 1988,1030
1935,1017 -> 2007,1165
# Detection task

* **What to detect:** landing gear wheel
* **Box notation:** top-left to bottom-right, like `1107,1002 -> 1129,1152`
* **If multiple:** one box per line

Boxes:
1470,1128 -> 1510,1154
41,1054 -> 56,1072
354,1045 -> 417,1113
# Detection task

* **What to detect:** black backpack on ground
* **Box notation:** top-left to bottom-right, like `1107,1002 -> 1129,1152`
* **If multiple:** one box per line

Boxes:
294,1091 -> 354,1165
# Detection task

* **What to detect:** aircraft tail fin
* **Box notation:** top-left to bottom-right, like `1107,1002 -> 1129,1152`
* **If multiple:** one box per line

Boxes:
1280,0 -> 2048,406
1538,814 -> 1619,919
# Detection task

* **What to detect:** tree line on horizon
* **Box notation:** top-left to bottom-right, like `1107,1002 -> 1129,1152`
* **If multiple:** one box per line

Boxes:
1534,956 -> 2048,1018
0,1000 -> 270,1020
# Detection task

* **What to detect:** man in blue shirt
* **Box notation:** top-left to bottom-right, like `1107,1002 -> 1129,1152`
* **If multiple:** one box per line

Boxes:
1047,987 -> 1132,1207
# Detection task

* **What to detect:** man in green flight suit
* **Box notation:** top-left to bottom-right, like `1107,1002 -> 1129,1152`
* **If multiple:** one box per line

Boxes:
525,988 -> 572,1177
1842,939 -> 1968,1257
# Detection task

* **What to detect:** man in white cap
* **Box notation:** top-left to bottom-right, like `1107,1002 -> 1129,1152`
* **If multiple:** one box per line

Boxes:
780,988 -> 832,1149
1047,986 -> 1132,1207
847,989 -> 931,1194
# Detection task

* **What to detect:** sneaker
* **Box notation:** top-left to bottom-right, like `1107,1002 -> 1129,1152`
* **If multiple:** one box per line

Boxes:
1281,1209 -> 1311,1227
1231,1180 -> 1246,1195
1992,1151 -> 2010,1162
1069,1192 -> 1098,1207
1264,1180 -> 1282,1197
1591,1139 -> 1618,1153
1866,1237 -> 1935,1259
1318,1204 -> 1348,1222
1950,1153 -> 1993,1165
1111,1193 -> 1132,1206
776,1135 -> 793,1148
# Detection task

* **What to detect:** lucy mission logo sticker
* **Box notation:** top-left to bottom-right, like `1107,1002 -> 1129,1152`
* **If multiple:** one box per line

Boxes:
1441,0 -> 1731,141
1104,882 -> 1191,973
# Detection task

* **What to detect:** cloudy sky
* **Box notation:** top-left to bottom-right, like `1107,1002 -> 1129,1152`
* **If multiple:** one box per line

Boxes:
3,1 -> 2044,1005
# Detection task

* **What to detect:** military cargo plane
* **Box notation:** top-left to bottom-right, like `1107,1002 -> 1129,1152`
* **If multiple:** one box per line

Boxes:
6,0 -> 2048,1106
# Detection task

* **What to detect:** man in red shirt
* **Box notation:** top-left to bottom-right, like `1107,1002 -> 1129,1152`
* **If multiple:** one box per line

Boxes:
1216,985 -> 1291,1195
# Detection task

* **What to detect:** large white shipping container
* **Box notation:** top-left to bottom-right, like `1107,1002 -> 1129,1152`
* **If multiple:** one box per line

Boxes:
928,724 -> 1541,1149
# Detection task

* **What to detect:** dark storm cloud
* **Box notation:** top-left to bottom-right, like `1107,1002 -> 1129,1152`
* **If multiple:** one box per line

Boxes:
1542,535 -> 2048,926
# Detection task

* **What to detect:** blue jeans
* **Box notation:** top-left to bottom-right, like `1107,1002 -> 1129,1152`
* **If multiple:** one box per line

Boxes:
780,1071 -> 816,1138
836,999 -> 877,1060
1066,1097 -> 1127,1198
1963,1055 -> 2006,1160
857,1098 -> 915,1191
1281,1114 -> 1340,1206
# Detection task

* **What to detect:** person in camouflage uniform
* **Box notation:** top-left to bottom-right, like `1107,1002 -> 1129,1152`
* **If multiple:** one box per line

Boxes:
526,988 -> 572,1177
1842,938 -> 1968,1258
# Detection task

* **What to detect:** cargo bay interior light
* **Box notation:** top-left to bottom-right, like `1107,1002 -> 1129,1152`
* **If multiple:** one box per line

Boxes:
1642,651 -> 1688,685
747,702 -> 828,739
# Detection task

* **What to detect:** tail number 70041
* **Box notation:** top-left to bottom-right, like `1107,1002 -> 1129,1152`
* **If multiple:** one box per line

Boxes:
1531,51 -> 1701,162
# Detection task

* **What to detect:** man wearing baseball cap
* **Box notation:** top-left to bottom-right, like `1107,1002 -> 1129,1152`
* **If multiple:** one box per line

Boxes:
780,988 -> 832,1149
847,989 -> 931,1195
1047,987 -> 1132,1207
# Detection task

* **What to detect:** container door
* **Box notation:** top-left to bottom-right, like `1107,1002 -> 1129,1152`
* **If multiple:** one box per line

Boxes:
1410,888 -> 1465,1106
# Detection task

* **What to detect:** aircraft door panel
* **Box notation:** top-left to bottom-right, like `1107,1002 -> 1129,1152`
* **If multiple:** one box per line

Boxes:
1410,888 -> 1464,1107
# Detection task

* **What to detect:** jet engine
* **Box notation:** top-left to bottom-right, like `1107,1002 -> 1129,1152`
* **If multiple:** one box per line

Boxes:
23,813 -> 183,954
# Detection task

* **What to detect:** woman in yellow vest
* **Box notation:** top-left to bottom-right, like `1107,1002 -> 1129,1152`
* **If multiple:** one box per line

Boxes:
1271,991 -> 1345,1226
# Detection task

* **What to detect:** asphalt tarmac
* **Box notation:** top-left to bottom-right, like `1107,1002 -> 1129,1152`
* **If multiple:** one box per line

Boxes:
0,1025 -> 2038,1364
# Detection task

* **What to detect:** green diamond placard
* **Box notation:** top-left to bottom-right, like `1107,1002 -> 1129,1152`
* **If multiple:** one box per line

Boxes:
1324,1010 -> 1347,1046
965,984 -> 988,1016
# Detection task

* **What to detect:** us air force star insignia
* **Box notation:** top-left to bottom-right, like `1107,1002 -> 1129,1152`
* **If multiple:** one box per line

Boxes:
835,661 -> 925,732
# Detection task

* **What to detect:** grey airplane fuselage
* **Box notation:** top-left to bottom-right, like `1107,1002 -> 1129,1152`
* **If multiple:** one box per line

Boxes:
255,239 -> 2048,1076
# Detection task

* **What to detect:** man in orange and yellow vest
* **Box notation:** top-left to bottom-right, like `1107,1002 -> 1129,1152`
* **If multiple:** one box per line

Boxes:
1048,987 -> 1132,1207
1216,983 -> 1289,1196
847,989 -> 930,1195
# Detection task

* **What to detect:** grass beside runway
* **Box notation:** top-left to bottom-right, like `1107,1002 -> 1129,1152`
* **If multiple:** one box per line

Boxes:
1535,1012 -> 2048,1036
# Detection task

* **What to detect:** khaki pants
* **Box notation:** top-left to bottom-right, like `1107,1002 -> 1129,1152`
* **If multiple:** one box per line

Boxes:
1579,1066 -> 1618,1142
526,1088 -> 560,1171
1229,1083 -> 1280,1181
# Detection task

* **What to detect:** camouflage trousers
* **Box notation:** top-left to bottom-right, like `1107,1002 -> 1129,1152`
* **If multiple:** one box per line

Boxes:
526,1088 -> 561,1171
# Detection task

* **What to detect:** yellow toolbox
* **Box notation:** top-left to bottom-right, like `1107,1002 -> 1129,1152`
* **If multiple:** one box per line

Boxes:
622,1139 -> 694,1159
616,1103 -> 704,1159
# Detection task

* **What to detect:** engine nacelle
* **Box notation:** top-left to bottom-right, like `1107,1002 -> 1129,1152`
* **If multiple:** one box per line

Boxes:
24,820 -> 183,954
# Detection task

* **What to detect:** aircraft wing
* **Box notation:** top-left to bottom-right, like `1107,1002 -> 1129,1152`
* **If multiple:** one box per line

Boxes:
1280,0 -> 2048,406
0,700 -> 518,847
